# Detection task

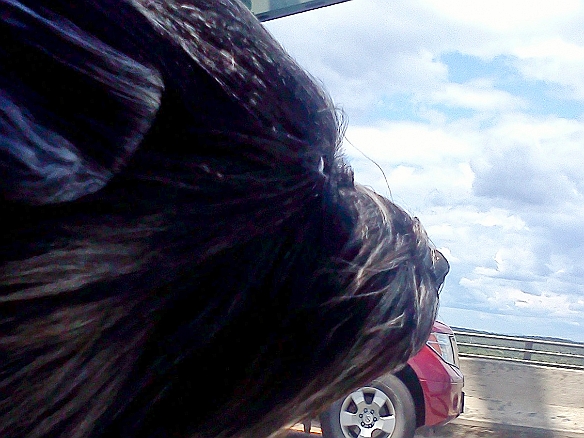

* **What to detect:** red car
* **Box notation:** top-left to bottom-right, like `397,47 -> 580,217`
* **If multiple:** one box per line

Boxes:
319,321 -> 464,438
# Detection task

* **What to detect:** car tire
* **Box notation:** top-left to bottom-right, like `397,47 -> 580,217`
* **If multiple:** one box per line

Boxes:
320,374 -> 416,438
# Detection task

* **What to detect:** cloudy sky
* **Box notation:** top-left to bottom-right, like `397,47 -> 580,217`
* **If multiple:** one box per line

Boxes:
264,0 -> 584,342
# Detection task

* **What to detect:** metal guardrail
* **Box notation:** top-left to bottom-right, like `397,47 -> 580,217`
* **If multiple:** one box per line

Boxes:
452,328 -> 584,371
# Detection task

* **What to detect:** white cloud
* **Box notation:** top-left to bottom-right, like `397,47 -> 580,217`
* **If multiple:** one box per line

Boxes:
266,1 -> 460,120
344,122 -> 472,164
475,209 -> 526,231
267,0 -> 584,118
430,81 -> 525,112
422,0 -> 581,33
471,115 -> 584,206
515,38 -> 584,61
344,122 -> 476,212
493,247 -> 540,279
459,275 -> 582,318
512,39 -> 584,99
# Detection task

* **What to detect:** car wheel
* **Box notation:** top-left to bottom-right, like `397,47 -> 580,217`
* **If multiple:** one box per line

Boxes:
320,374 -> 416,438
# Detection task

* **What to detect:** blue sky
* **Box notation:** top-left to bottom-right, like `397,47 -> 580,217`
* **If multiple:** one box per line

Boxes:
265,0 -> 584,342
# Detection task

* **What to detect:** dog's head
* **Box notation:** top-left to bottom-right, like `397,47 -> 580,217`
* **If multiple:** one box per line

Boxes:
0,1 -> 448,437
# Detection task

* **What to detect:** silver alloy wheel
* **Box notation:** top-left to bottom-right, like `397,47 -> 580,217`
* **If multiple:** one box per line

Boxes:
338,386 -> 397,438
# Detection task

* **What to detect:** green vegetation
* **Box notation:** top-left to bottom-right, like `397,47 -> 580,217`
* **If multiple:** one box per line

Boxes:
452,328 -> 584,369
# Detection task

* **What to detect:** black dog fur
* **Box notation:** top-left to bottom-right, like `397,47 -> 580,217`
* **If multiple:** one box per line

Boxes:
0,1 -> 448,437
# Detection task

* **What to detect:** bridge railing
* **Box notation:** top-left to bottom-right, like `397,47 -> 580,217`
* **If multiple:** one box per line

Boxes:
451,328 -> 584,370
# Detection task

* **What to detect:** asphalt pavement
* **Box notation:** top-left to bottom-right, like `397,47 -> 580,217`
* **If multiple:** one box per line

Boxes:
415,419 -> 584,438
286,418 -> 584,438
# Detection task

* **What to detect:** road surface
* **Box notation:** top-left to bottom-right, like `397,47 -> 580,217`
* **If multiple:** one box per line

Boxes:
287,418 -> 584,438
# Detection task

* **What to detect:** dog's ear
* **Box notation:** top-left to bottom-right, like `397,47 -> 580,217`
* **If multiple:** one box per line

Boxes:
0,1 -> 163,205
